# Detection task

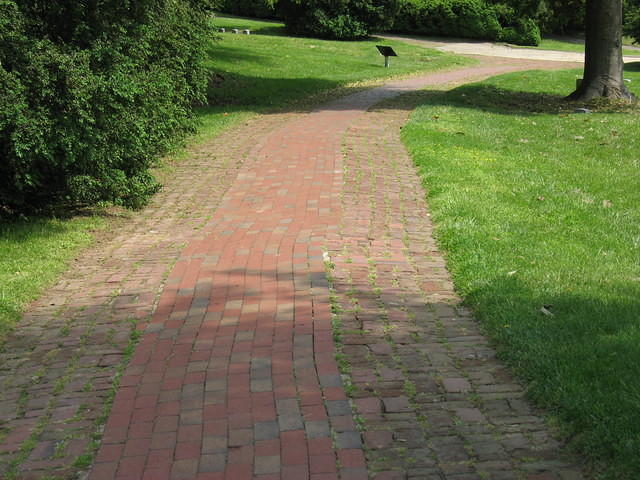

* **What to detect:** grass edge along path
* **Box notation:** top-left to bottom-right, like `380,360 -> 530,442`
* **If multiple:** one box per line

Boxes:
0,216 -> 106,346
402,67 -> 640,479
517,36 -> 640,57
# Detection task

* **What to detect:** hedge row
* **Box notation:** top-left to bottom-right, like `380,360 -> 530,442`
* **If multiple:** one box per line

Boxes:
394,0 -> 540,45
218,0 -> 280,19
228,0 -> 540,45
278,0 -> 398,40
0,0 -> 212,215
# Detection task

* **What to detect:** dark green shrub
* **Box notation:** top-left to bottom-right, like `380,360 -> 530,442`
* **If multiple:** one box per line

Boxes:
219,0 -> 279,19
278,0 -> 399,40
535,0 -> 585,34
395,0 -> 502,41
393,0 -> 540,45
500,17 -> 540,45
492,4 -> 540,45
625,4 -> 640,44
0,0 -> 212,215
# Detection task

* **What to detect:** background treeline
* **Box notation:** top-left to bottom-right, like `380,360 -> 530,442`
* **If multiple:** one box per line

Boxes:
0,0 -> 214,215
218,0 -> 640,45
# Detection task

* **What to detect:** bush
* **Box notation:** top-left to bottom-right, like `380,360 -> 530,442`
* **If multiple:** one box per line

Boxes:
0,0 -> 212,215
278,0 -> 399,40
503,17 -> 540,45
393,0 -> 540,45
625,3 -> 640,44
218,0 -> 279,19
493,4 -> 540,45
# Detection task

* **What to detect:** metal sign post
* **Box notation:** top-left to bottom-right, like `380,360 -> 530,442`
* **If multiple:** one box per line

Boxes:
376,45 -> 398,67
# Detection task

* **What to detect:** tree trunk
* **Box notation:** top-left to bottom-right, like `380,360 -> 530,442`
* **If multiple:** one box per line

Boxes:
568,0 -> 634,101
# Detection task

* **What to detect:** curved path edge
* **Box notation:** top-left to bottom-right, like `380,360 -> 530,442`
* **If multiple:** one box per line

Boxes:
90,56 -> 585,480
0,55 -> 584,480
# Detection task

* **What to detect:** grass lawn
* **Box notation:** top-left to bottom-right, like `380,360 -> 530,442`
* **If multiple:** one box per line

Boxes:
0,216 -> 105,344
517,36 -> 640,57
0,16 -> 467,346
402,65 -> 640,478
196,15 -> 471,140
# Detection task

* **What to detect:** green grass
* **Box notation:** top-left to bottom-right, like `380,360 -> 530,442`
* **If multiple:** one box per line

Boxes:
195,15 -> 471,140
517,36 -> 640,57
0,216 -> 104,343
402,65 -> 640,479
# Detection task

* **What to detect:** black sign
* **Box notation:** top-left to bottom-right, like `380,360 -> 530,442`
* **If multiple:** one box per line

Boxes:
376,45 -> 398,57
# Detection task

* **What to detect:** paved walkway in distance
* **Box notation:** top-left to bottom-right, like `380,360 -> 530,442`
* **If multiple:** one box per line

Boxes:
379,34 -> 640,64
0,55 -> 587,480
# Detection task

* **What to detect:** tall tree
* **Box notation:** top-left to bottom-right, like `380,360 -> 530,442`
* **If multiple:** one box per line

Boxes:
569,0 -> 634,100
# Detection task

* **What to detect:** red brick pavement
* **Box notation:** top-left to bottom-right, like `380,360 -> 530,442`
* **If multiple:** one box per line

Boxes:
0,56 -> 586,480
0,112 -> 298,479
91,57 -> 586,480
326,83 -> 586,479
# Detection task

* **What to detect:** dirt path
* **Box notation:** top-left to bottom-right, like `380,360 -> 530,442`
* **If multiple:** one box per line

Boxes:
0,55 -> 585,480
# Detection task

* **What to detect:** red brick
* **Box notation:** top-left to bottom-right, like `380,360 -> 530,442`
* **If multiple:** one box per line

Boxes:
224,463 -> 252,480
196,474 -> 224,480
308,437 -> 333,455
123,438 -> 151,457
310,454 -> 337,474
117,455 -> 146,477
203,419 -> 227,436
354,397 -> 381,414
95,444 -> 123,463
282,464 -> 309,480
337,449 -> 365,468
147,449 -> 174,469
177,424 -> 202,442
175,441 -> 201,460
142,468 -> 171,480
310,473 -> 339,480
89,461 -> 118,480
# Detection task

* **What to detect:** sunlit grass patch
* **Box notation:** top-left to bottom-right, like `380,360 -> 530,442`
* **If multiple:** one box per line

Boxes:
402,67 -> 640,479
195,15 -> 471,141
0,216 -> 105,344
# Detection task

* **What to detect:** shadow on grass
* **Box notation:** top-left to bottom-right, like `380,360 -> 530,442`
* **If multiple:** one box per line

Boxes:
624,60 -> 640,72
205,71 -> 339,109
465,274 -> 640,477
373,81 -> 639,118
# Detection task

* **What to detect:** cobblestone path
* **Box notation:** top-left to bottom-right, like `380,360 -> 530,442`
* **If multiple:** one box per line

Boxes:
0,56 -> 586,480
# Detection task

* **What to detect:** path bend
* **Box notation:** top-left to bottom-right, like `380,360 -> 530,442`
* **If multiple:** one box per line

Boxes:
0,55 -> 586,480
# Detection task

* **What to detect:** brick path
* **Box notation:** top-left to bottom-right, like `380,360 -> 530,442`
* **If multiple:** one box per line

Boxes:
0,113 -> 297,479
0,56 -> 586,480
325,91 -> 585,480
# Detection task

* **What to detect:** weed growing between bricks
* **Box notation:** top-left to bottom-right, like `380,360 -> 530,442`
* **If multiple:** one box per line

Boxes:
2,318 -> 141,480
74,321 -> 141,476
323,89 -> 586,479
